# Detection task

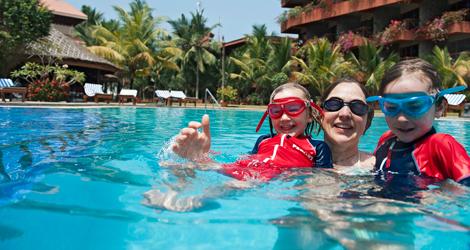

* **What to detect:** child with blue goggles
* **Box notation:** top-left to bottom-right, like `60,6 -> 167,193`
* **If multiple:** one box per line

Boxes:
367,58 -> 469,186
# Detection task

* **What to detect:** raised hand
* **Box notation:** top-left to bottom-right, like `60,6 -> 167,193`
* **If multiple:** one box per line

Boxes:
171,114 -> 211,161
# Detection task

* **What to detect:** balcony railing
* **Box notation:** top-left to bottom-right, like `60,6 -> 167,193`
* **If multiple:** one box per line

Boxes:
281,0 -> 407,33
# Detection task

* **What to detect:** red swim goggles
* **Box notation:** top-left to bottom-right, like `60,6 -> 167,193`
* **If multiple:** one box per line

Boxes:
255,97 -> 324,132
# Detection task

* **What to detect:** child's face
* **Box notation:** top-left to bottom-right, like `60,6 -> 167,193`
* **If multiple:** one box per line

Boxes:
271,88 -> 312,137
383,73 -> 437,143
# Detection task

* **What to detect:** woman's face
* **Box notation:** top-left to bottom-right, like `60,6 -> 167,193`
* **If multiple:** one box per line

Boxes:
322,82 -> 368,149
271,88 -> 312,137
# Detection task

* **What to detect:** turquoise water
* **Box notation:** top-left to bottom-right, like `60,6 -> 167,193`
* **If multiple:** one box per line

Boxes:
0,107 -> 468,250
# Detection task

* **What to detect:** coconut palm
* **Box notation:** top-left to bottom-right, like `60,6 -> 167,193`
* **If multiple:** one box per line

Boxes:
84,0 -> 168,89
168,9 -> 218,98
426,46 -> 469,89
286,38 -> 353,97
347,41 -> 398,95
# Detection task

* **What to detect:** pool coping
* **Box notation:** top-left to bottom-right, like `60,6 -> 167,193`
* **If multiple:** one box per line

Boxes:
1,101 -> 469,121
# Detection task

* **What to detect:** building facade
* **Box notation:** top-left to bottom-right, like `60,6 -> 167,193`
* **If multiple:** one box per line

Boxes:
280,0 -> 470,57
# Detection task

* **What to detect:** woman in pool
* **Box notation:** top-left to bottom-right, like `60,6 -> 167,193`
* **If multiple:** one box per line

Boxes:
320,78 -> 375,172
366,58 -> 470,185
172,82 -> 333,181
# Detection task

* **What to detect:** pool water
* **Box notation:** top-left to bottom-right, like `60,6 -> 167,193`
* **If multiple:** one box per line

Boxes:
0,107 -> 468,250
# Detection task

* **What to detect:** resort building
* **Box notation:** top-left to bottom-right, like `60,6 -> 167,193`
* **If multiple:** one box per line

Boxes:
31,0 -> 118,83
280,0 -> 470,57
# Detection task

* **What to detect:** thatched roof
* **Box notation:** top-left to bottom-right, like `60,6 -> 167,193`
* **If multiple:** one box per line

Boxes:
29,25 -> 119,72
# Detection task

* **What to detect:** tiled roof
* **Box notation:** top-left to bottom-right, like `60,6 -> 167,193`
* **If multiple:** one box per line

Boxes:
40,0 -> 87,20
28,25 -> 118,71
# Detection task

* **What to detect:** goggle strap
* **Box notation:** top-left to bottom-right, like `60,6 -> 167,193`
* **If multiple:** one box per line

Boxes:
256,111 -> 269,132
366,96 -> 380,102
438,85 -> 467,96
310,100 -> 324,117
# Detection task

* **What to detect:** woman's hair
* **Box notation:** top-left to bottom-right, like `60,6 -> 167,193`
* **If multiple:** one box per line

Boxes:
320,77 -> 374,133
269,82 -> 322,136
379,58 -> 441,95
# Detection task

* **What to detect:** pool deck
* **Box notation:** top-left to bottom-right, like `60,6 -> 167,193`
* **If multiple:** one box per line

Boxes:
1,101 -> 469,121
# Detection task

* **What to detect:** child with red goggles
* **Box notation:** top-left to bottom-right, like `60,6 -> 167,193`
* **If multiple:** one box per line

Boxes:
223,83 -> 333,181
170,82 -> 333,181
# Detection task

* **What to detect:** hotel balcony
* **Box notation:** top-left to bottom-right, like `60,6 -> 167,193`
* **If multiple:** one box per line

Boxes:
281,0 -> 311,8
447,21 -> 470,36
281,0 -> 408,33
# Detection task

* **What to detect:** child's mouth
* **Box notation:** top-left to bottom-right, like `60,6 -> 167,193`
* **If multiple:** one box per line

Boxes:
397,127 -> 414,133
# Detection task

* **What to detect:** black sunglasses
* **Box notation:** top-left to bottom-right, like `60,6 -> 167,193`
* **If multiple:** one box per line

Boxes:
323,97 -> 369,116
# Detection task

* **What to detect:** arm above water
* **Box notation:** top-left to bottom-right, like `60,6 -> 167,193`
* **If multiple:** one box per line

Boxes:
171,114 -> 212,161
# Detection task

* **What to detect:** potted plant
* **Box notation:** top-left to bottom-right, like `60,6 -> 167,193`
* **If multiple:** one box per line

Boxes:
417,9 -> 469,41
375,19 -> 414,45
217,85 -> 238,107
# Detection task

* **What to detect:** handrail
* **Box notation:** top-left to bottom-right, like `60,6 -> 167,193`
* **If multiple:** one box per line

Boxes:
204,88 -> 221,108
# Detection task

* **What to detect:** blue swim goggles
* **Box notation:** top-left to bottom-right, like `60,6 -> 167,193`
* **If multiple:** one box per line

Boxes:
366,86 -> 466,118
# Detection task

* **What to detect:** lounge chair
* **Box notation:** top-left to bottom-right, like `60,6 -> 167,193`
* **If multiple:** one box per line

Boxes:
155,90 -> 171,105
170,91 -> 198,107
443,94 -> 466,117
118,89 -> 138,105
83,83 -> 113,104
0,78 -> 27,102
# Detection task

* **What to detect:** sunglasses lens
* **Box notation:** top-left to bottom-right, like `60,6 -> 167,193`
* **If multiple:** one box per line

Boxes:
323,98 -> 343,112
350,101 -> 369,116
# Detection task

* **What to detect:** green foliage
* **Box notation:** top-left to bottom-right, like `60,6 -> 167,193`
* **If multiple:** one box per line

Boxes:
271,72 -> 289,87
287,38 -> 353,96
27,79 -> 68,102
217,85 -> 238,101
426,46 -> 469,89
82,0 -> 169,89
347,41 -> 398,95
0,0 -> 52,75
11,62 -> 85,87
168,9 -> 219,98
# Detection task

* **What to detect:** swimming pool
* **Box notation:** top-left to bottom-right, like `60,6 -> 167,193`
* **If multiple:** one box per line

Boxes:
0,107 -> 468,249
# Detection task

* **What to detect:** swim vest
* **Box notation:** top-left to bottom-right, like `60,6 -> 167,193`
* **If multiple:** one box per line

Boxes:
374,127 -> 470,183
223,134 -> 333,181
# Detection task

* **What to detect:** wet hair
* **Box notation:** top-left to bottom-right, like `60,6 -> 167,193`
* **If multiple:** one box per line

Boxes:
269,82 -> 322,136
379,58 -> 441,94
320,77 -> 374,133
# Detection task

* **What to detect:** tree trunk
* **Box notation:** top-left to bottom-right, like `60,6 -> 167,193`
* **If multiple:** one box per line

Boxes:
195,68 -> 199,99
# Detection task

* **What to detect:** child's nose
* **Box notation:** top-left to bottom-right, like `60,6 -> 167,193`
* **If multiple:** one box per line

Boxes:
395,112 -> 410,122
280,112 -> 291,120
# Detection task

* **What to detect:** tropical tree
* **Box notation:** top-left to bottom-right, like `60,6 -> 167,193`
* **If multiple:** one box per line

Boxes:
228,25 -> 291,104
0,0 -> 52,76
286,38 -> 353,97
426,46 -> 470,89
84,0 -> 169,90
168,9 -> 218,98
347,41 -> 398,95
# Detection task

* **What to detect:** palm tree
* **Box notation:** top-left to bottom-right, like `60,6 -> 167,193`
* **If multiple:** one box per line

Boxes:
347,41 -> 398,95
426,46 -> 469,89
168,9 -> 218,98
84,0 -> 168,89
228,25 -> 292,103
286,38 -> 353,97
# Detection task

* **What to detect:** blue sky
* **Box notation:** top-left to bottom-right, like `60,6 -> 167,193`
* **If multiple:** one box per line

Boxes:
68,0 -> 290,42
